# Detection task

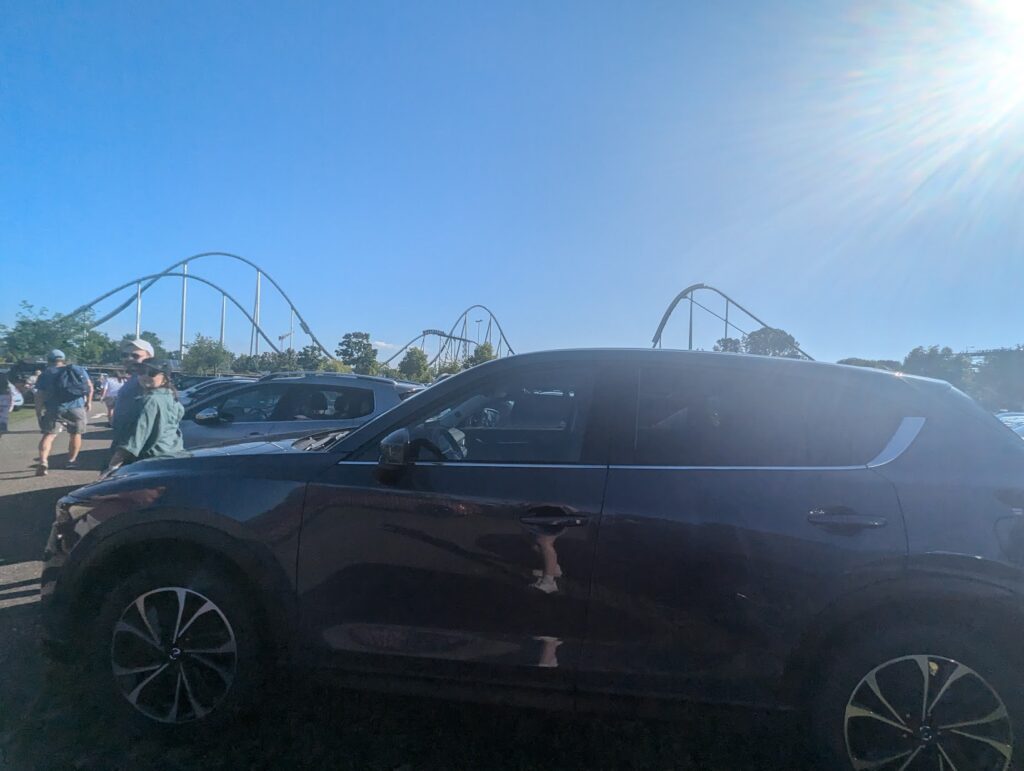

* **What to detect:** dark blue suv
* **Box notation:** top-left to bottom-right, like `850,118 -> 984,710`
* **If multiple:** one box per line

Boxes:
42,349 -> 1024,769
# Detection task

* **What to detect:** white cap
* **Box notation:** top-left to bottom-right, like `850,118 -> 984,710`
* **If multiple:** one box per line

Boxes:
122,338 -> 155,356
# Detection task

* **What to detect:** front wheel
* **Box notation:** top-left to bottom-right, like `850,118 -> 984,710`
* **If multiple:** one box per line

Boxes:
812,622 -> 1022,770
88,558 -> 264,731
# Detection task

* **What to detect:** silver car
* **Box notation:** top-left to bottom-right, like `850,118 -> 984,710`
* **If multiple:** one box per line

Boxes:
179,372 -> 423,449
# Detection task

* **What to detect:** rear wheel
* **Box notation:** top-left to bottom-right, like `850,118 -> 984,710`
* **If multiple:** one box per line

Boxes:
812,622 -> 1022,770
88,558 -> 264,731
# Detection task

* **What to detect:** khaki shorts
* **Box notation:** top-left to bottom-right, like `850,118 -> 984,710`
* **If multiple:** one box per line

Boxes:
40,406 -> 88,435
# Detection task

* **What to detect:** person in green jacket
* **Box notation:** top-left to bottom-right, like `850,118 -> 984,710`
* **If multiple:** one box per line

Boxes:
104,360 -> 186,477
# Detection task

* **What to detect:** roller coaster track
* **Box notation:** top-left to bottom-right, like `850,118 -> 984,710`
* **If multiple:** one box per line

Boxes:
384,305 -> 515,368
652,283 -> 813,360
69,251 -> 336,359
69,272 -> 284,353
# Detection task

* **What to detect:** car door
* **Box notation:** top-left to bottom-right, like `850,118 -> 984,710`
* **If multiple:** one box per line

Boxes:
298,363 -> 611,687
183,383 -> 292,447
260,384 -> 380,442
579,360 -> 909,705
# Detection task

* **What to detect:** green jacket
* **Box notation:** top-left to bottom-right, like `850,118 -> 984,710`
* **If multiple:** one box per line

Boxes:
114,388 -> 186,460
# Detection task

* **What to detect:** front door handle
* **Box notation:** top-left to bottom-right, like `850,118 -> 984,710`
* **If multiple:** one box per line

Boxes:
520,506 -> 589,528
808,507 -> 887,530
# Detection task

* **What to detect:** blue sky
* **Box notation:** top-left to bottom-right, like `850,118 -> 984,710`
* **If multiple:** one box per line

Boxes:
3,0 -> 1024,362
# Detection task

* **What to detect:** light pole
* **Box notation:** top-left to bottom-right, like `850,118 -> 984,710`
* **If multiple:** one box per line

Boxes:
475,319 -> 482,343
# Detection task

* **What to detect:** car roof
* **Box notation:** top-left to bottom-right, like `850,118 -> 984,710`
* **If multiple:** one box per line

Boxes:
471,348 -> 953,391
256,371 -> 423,390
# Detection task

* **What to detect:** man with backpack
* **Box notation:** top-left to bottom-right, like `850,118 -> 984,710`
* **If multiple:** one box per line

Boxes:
34,349 -> 93,475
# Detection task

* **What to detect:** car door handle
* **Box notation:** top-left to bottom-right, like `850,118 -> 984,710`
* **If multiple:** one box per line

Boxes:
808,507 -> 887,530
520,507 -> 589,528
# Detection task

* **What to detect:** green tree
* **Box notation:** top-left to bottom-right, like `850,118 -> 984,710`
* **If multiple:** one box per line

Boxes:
0,302 -> 95,360
436,360 -> 463,376
77,330 -> 119,364
713,337 -> 743,353
742,327 -> 803,358
464,342 -> 496,368
398,347 -> 430,382
297,344 -> 326,371
967,347 -> 1024,409
182,334 -> 234,374
902,346 -> 972,391
837,357 -> 902,371
318,359 -> 353,373
335,332 -> 379,374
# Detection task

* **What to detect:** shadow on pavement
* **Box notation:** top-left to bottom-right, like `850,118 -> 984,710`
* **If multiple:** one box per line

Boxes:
2,669 -> 811,770
0,485 -> 77,566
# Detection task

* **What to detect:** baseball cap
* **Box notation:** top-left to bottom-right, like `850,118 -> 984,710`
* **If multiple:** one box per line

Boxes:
48,349 -> 65,362
121,338 -> 155,357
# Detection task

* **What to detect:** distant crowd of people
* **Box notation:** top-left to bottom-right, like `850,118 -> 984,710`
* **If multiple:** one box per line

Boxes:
4,338 -> 187,476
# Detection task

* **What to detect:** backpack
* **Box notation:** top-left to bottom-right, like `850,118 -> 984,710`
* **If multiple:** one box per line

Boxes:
56,365 -> 90,402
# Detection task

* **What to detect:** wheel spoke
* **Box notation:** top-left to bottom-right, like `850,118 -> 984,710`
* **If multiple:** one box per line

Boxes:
114,620 -> 163,650
112,662 -> 164,677
896,746 -> 923,771
126,663 -> 170,705
134,595 -> 163,647
180,663 -> 208,719
851,747 -> 915,770
938,704 -> 1008,731
189,653 -> 233,684
937,743 -> 959,771
183,639 -> 237,655
176,600 -> 217,641
170,588 -> 187,643
927,663 -> 971,716
847,703 -> 914,734
165,669 -> 183,723
947,729 -> 1013,760
864,670 -> 910,728
912,655 -> 930,723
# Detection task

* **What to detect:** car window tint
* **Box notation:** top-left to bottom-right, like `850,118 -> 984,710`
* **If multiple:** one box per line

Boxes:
216,384 -> 290,423
280,386 -> 376,421
406,368 -> 594,464
635,366 -> 904,467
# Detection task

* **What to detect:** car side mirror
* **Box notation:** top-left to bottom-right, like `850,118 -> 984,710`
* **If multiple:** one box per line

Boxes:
378,428 -> 412,471
195,407 -> 221,425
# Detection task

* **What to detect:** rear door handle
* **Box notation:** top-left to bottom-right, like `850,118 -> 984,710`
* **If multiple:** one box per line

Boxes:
808,507 -> 887,530
520,506 -> 589,528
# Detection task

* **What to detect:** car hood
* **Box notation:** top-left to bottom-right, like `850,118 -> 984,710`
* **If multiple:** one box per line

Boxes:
190,438 -> 301,456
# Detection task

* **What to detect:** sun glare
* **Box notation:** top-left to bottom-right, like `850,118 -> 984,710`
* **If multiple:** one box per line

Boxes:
798,0 -> 1024,227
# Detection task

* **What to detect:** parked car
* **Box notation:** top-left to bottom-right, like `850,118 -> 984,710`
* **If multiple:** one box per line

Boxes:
997,411 -> 1024,437
173,374 -> 218,391
41,349 -> 1024,768
179,371 -> 422,449
178,376 -> 256,407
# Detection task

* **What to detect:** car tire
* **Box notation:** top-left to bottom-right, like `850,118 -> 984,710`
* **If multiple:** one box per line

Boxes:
86,557 -> 264,734
811,619 -> 1023,770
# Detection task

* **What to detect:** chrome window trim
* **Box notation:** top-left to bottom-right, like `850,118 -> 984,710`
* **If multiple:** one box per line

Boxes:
335,460 -> 606,470
865,416 -> 926,468
608,464 -> 865,471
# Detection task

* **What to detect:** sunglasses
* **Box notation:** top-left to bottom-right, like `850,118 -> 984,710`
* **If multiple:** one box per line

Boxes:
122,351 -> 146,361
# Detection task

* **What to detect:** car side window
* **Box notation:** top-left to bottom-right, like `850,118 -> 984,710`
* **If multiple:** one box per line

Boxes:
216,384 -> 290,423
278,386 -> 376,421
403,368 -> 595,464
634,366 -> 905,467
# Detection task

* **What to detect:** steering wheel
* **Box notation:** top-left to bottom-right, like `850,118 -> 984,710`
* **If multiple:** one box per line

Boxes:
412,427 -> 465,461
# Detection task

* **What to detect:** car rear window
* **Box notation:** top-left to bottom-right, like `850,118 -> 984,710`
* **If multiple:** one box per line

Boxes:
634,366 -> 906,467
